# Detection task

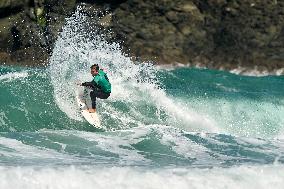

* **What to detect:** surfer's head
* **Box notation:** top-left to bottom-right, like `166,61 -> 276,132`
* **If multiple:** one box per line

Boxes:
90,64 -> 99,76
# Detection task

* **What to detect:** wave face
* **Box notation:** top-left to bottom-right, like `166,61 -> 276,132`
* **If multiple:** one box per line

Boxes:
0,8 -> 284,188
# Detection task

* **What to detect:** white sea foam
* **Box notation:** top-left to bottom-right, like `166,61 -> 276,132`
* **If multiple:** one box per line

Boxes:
0,71 -> 28,82
0,112 -> 9,127
0,137 -> 76,164
75,128 -> 151,165
0,165 -> 283,189
185,94 -> 284,137
230,67 -> 284,77
157,63 -> 284,77
157,126 -> 219,165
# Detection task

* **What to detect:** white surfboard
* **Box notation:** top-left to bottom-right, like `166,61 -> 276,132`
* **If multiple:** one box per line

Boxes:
76,87 -> 102,129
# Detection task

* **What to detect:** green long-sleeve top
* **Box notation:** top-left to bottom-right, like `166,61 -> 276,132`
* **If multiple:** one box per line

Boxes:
82,70 -> 111,93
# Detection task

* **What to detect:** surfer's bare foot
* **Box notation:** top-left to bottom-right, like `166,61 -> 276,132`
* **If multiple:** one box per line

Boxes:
88,109 -> 96,113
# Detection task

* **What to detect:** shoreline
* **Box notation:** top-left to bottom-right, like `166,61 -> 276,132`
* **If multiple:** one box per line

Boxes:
156,62 -> 284,76
2,59 -> 284,77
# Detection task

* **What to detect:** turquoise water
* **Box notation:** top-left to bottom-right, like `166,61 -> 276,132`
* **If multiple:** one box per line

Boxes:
0,8 -> 284,189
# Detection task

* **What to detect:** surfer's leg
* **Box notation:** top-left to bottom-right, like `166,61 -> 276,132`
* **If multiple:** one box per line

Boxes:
89,89 -> 110,113
89,91 -> 97,113
96,91 -> 110,99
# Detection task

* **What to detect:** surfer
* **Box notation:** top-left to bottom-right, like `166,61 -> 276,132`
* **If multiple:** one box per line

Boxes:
79,64 -> 111,113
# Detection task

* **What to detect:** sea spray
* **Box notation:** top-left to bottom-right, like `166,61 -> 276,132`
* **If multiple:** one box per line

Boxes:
49,7 -> 217,132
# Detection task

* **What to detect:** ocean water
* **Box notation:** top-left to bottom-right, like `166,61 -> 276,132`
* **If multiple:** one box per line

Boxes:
0,8 -> 284,189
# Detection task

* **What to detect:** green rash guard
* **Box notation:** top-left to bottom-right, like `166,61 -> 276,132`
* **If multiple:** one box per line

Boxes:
93,70 -> 111,93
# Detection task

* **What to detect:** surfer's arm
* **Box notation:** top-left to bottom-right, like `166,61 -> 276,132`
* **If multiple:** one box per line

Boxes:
81,81 -> 100,89
81,82 -> 94,87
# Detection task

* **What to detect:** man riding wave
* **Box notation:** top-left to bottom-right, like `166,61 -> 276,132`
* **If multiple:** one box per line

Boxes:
79,64 -> 111,113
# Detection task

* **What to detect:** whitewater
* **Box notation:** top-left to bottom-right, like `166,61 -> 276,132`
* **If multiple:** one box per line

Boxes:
0,8 -> 284,189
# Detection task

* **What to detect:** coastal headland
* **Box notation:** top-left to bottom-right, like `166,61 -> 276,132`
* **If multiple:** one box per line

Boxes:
0,0 -> 283,74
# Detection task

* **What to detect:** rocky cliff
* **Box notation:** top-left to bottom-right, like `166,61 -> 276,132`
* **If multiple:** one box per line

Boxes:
0,0 -> 283,72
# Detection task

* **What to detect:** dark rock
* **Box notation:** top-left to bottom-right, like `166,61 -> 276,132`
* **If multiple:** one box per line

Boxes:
0,0 -> 283,73
0,0 -> 29,18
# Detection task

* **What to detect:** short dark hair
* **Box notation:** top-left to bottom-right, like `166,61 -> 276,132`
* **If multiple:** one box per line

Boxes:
90,64 -> 99,71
